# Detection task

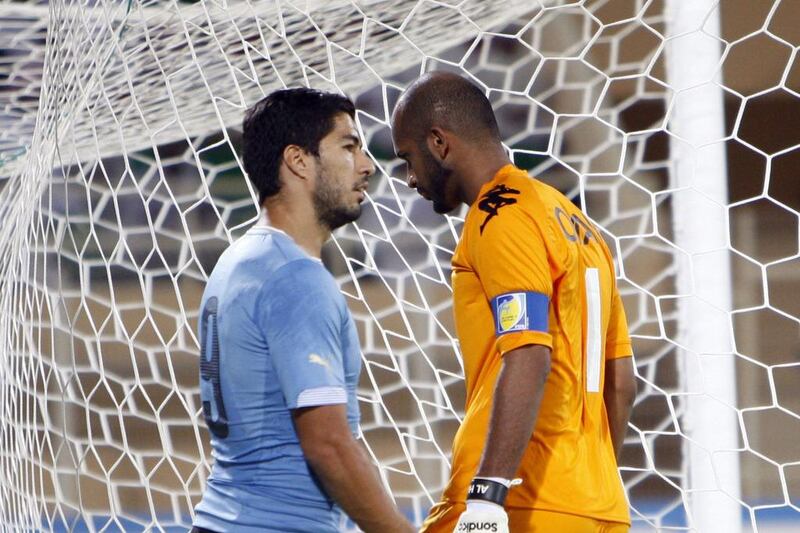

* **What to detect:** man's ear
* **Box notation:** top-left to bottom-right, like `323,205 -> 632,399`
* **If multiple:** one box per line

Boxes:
282,144 -> 314,180
428,127 -> 449,161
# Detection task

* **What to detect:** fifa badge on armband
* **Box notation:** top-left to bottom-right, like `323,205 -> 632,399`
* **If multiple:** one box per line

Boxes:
495,293 -> 528,334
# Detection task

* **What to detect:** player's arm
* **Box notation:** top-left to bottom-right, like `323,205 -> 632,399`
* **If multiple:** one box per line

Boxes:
457,345 -> 551,532
260,261 -> 413,533
603,284 -> 636,461
293,405 -> 414,533
604,356 -> 635,461
455,199 -> 555,532
476,343 -> 551,478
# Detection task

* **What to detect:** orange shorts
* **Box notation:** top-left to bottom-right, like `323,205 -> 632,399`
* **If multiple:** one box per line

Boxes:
421,501 -> 630,533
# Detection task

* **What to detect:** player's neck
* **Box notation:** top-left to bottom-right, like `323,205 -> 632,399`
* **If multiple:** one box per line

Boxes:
458,145 -> 512,206
258,206 -> 329,259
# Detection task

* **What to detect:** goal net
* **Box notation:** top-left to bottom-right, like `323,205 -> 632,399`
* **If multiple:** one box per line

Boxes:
1,0 -> 798,531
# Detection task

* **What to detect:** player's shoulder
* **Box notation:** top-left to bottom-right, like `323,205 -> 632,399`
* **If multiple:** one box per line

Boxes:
226,227 -> 336,294
234,227 -> 322,273
491,165 -> 537,198
529,183 -> 612,265
520,175 -> 588,233
257,256 -> 343,320
239,226 -> 306,263
469,166 -> 551,237
267,256 -> 335,293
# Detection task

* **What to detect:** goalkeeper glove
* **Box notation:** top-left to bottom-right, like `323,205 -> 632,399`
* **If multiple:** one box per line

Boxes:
454,500 -> 507,533
453,477 -> 514,533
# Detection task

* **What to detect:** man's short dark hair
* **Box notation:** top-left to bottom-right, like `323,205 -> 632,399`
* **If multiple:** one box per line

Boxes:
242,88 -> 356,204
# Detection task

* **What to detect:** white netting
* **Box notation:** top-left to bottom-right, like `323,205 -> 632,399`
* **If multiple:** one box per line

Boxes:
1,0 -> 799,531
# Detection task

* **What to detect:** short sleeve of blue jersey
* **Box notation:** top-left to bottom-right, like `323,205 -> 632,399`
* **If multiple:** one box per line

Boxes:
258,259 -> 348,409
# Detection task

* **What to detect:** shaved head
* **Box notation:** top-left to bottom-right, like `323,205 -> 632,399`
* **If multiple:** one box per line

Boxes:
391,72 -> 509,214
392,72 -> 501,143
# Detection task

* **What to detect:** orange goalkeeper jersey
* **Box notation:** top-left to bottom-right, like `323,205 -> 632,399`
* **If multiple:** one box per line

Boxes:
438,164 -> 632,525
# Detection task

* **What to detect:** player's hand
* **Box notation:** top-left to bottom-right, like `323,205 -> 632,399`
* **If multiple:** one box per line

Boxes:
453,501 -> 508,533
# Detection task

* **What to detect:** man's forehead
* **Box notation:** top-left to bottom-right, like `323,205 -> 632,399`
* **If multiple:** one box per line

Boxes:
391,130 -> 408,150
390,100 -> 407,128
390,110 -> 410,145
391,101 -> 429,144
332,112 -> 355,129
328,112 -> 359,138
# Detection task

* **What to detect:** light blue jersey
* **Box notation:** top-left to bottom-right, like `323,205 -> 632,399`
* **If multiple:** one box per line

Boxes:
193,226 -> 361,533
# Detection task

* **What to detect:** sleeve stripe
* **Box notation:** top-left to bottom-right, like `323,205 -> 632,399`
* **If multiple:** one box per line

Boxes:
295,386 -> 347,408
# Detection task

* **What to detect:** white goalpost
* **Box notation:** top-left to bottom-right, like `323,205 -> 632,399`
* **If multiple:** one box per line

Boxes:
666,1 -> 741,532
1,1 -> 798,531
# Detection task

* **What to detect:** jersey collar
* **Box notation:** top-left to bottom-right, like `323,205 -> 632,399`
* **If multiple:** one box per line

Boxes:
470,163 -> 519,209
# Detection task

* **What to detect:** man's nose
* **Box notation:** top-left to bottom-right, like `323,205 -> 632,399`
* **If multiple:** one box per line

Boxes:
407,174 -> 417,189
360,149 -> 376,177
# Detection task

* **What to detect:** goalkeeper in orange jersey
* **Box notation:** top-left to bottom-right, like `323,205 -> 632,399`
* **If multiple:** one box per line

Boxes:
390,72 -> 637,533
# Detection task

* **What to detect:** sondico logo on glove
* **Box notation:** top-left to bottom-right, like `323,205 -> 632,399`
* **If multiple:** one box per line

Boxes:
453,478 -> 517,533
456,522 -> 500,532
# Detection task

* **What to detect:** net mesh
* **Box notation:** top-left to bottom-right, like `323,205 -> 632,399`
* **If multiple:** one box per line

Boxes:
1,0 -> 799,531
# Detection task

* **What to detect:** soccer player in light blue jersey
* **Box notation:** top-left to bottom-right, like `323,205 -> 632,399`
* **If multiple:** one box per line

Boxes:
191,89 -> 414,533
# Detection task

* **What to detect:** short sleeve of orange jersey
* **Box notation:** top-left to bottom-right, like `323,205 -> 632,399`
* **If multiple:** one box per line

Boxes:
606,282 -> 633,360
471,202 -> 555,355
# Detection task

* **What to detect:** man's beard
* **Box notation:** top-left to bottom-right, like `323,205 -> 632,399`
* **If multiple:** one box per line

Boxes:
313,168 -> 362,231
419,145 -> 454,214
